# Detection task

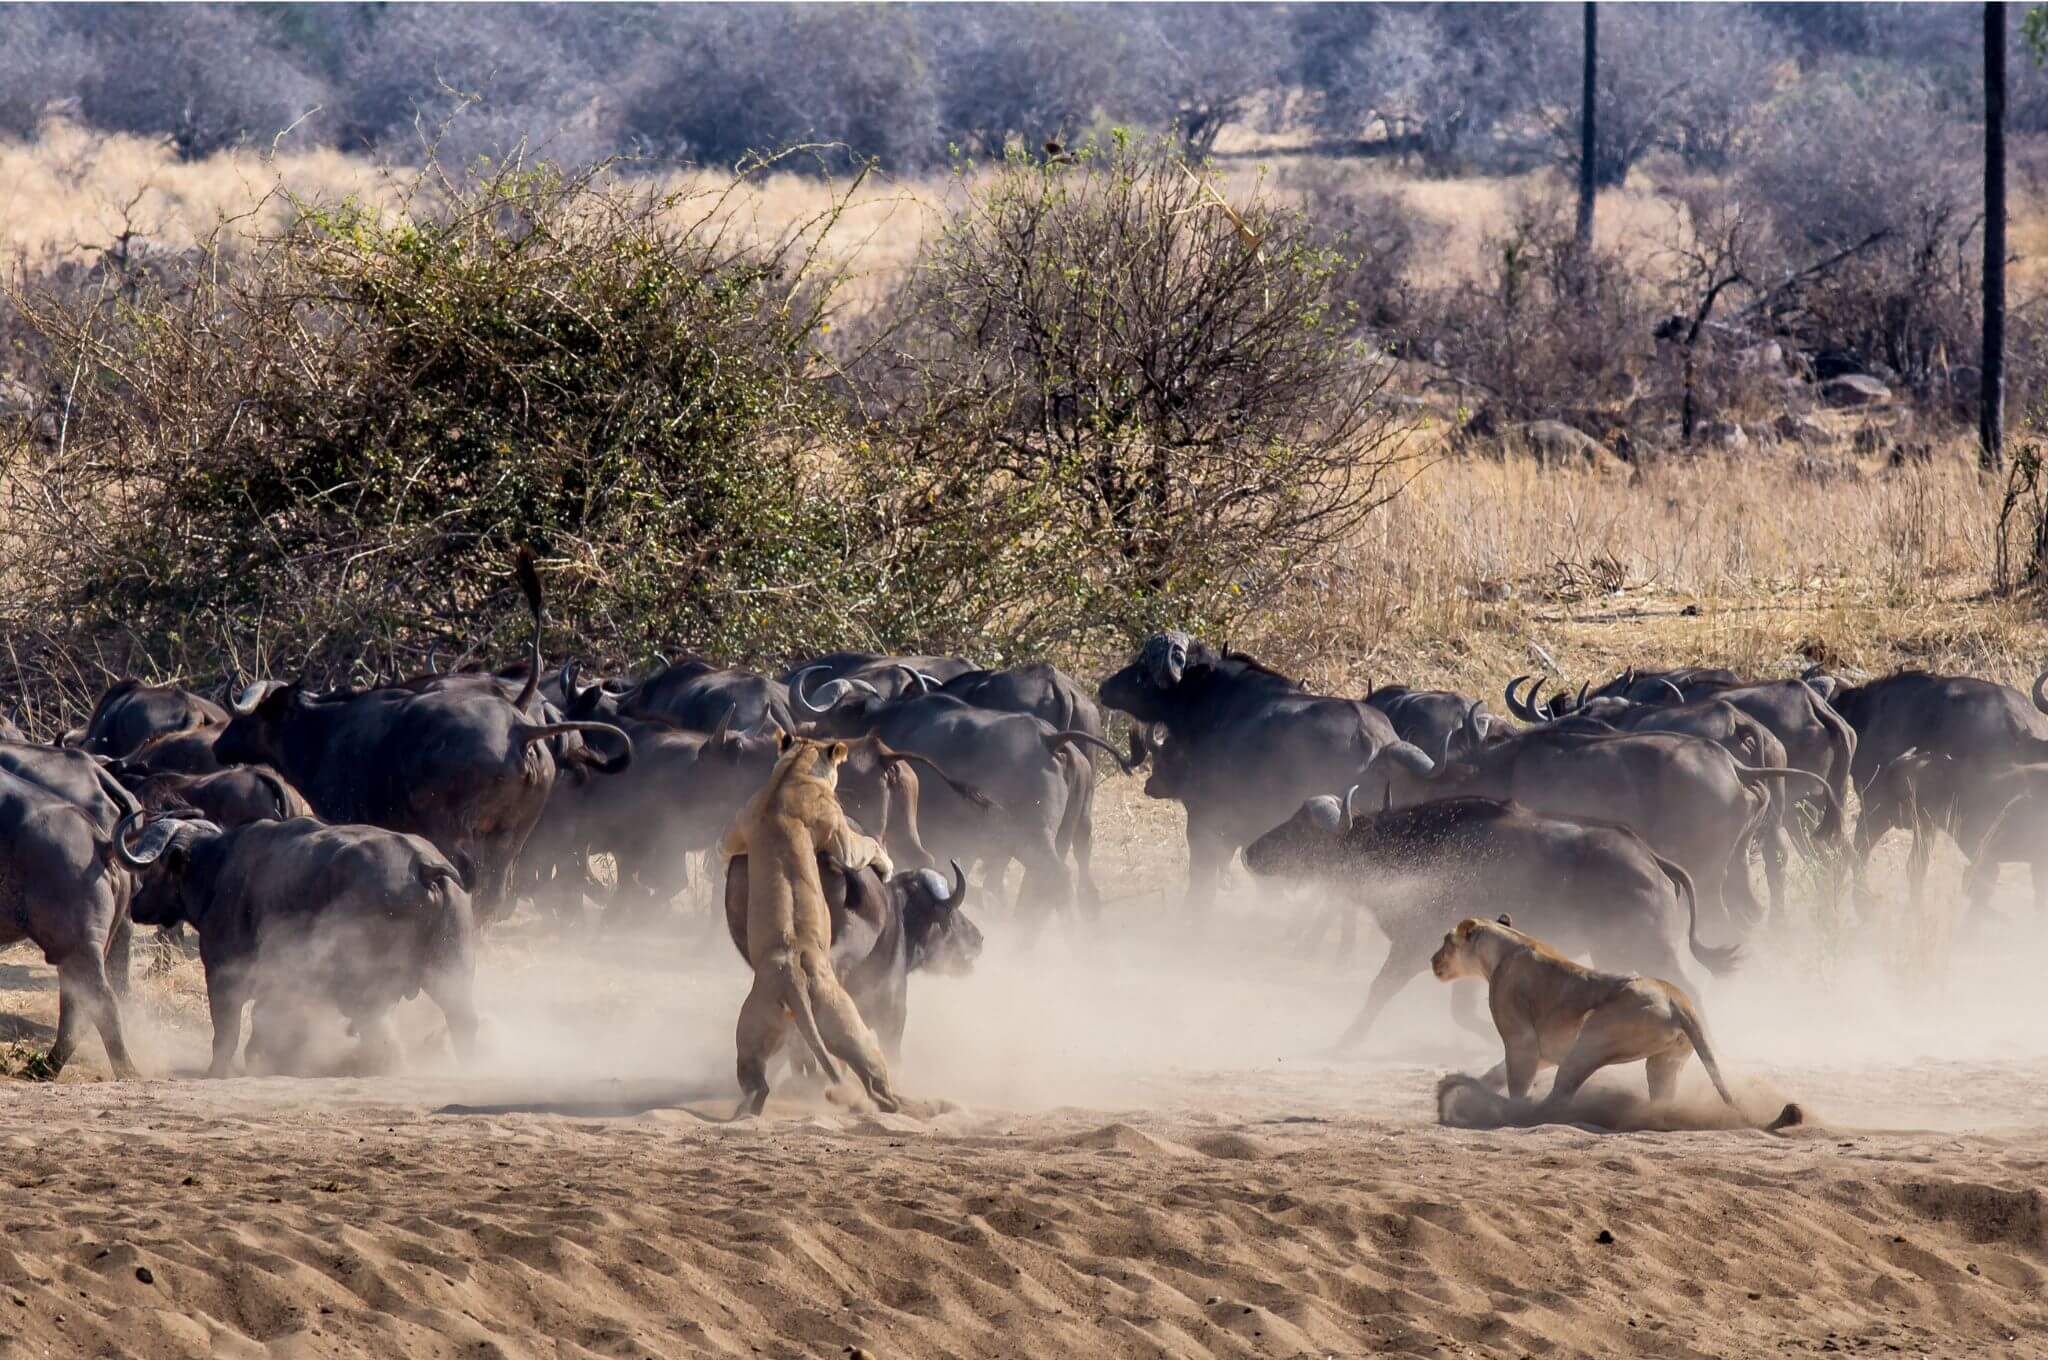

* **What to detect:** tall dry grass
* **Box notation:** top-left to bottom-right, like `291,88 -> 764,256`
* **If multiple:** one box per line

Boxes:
1258,440 -> 2043,703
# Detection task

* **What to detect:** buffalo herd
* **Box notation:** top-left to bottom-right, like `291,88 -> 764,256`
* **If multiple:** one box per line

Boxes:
2,555 -> 2045,1099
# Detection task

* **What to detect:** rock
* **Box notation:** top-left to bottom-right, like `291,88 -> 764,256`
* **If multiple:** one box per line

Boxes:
134,1266 -> 154,1286
1514,420 -> 1607,465
1735,340 -> 1784,372
1775,411 -> 1833,445
1595,1229 -> 1616,1245
1821,374 -> 1892,408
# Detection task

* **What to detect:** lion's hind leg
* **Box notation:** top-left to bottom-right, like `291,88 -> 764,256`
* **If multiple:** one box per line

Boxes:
805,956 -> 901,1114
734,968 -> 792,1118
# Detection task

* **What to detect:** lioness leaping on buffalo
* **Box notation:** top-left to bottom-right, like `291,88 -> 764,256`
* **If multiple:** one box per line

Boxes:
1432,915 -> 1736,1115
721,732 -> 902,1117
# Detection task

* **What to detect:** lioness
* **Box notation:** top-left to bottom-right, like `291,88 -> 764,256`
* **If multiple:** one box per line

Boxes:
722,732 -> 901,1117
1432,915 -> 1736,1114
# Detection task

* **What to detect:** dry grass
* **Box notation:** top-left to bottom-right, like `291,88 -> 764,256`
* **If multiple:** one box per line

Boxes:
2,127 -> 2038,702
1252,435 -> 2045,705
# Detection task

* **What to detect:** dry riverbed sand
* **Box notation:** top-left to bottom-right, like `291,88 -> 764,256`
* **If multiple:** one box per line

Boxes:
3,820 -> 2047,1358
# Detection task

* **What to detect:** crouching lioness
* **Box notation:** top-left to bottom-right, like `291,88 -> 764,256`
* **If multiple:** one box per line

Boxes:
722,733 -> 901,1117
1432,915 -> 1736,1114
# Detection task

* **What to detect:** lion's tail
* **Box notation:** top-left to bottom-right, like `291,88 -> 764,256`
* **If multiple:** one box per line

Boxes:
779,955 -> 843,1086
1669,994 -> 1737,1109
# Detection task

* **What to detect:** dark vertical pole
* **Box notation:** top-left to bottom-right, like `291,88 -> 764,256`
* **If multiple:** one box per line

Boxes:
1985,1 -> 2007,472
1577,2 -> 1597,253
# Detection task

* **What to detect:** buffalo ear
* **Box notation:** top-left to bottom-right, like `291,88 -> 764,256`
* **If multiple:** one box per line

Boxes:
1495,913 -> 1512,928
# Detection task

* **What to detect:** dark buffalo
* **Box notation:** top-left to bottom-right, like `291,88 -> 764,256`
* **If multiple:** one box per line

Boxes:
1418,718 -> 1834,928
522,715 -> 961,922
111,724 -> 227,776
938,663 -> 1108,749
784,652 -> 977,704
121,765 -> 312,828
797,676 -> 1122,915
1851,749 -> 2048,916
1099,633 -> 1438,911
1244,792 -> 1738,1051
1514,672 -> 1856,841
65,680 -> 228,758
1505,691 -> 1828,913
0,770 -> 141,1078
1830,669 -> 2048,793
724,855 -> 980,1062
560,657 -> 794,734
1365,684 -> 1509,754
210,551 -> 630,922
116,813 -> 478,1077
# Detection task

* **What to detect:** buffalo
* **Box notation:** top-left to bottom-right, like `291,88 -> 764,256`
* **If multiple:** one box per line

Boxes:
561,656 -> 795,734
120,765 -> 312,828
65,679 -> 228,758
1100,633 -> 1438,911
0,770 -> 141,1078
116,813 -> 478,1077
1830,669 -> 2048,793
797,675 -> 1123,915
1420,716 -> 1834,928
1244,792 -> 1738,1052
209,552 -> 630,922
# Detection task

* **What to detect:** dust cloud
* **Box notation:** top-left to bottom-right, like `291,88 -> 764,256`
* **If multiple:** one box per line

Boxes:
109,822 -> 2048,1134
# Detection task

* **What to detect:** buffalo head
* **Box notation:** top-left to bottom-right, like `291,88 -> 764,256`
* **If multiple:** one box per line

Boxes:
898,860 -> 981,975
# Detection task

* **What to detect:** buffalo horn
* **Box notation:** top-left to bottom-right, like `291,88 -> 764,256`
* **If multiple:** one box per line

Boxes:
113,811 -> 181,869
1306,795 -> 1345,832
1343,782 -> 1361,823
2034,668 -> 2048,717
1504,675 -> 1535,722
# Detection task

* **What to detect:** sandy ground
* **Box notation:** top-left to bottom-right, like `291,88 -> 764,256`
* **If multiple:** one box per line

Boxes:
4,789 -> 2048,1358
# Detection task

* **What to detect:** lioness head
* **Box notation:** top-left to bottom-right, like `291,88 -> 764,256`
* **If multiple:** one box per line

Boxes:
774,731 -> 851,788
1431,914 -> 1511,982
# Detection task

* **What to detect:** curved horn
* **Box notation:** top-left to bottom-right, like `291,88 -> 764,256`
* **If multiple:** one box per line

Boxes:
1463,701 -> 1484,748
1570,680 -> 1588,713
708,707 -> 732,748
1343,782 -> 1361,824
1653,677 -> 1687,704
1376,739 -> 1440,779
1620,665 -> 1636,692
112,811 -> 181,870
651,651 -> 671,671
1306,795 -> 1345,832
792,666 -> 837,716
2033,668 -> 2048,717
941,858 -> 967,907
889,663 -> 933,695
426,648 -> 441,676
1526,677 -> 1552,721
228,681 -> 268,717
916,670 -> 945,692
1504,675 -> 1536,722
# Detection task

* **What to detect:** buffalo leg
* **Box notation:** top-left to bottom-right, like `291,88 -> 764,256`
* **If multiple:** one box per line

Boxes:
1329,931 -> 1433,1053
426,971 -> 480,1064
1070,808 -> 1101,918
51,955 -> 136,1081
106,913 -> 133,1001
1183,821 -> 1232,915
1759,822 -> 1791,922
203,969 -> 251,1079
